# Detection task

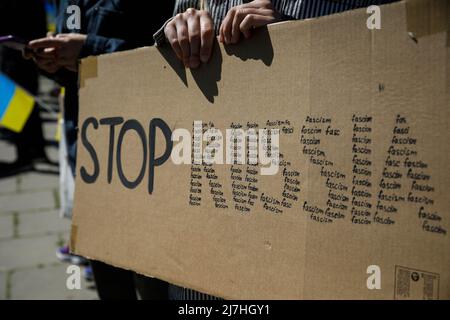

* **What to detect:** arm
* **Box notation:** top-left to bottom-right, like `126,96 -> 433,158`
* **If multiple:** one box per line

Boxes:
79,34 -> 129,58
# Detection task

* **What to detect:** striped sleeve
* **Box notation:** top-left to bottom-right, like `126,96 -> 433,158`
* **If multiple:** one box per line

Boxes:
279,0 -> 398,20
153,0 -> 397,46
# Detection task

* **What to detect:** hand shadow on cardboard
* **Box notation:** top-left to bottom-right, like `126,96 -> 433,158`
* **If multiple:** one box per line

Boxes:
157,26 -> 273,103
223,26 -> 274,67
157,45 -> 188,87
190,42 -> 223,103
157,43 -> 222,103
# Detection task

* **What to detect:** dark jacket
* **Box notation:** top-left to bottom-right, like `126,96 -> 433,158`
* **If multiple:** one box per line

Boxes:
0,0 -> 47,92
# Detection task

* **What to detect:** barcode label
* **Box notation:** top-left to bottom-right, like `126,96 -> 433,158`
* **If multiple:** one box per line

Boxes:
394,265 -> 439,300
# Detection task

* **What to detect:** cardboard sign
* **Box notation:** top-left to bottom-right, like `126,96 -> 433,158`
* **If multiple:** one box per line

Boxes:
72,0 -> 450,299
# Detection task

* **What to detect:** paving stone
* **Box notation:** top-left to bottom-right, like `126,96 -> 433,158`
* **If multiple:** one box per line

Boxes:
0,215 -> 13,239
0,76 -> 93,299
19,172 -> 59,192
45,146 -> 59,164
39,75 -> 58,93
0,190 -> 55,214
0,141 -> 15,162
0,234 -> 66,270
0,176 -> 17,194
0,75 -> 86,300
43,122 -> 58,143
18,210 -> 70,237
0,271 -> 5,300
10,264 -> 98,300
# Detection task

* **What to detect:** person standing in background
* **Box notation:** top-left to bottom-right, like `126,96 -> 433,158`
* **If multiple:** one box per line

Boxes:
26,0 -> 175,299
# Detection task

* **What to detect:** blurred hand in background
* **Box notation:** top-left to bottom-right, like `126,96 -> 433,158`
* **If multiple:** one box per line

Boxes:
25,33 -> 87,73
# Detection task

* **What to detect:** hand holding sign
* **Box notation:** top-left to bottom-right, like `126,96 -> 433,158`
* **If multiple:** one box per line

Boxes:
219,0 -> 281,44
28,33 -> 87,72
164,9 -> 215,69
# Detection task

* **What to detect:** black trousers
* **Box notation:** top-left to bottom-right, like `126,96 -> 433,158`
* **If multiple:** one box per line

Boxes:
90,260 -> 168,300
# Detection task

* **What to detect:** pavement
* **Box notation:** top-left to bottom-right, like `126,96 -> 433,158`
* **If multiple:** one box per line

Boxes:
0,78 -> 97,300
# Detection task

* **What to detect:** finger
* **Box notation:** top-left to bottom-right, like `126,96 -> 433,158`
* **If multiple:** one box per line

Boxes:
29,37 -> 64,49
56,50 -> 78,67
199,14 -> 214,63
55,54 -> 71,66
43,64 -> 59,74
245,0 -> 274,10
22,48 -> 34,60
34,56 -> 56,65
175,17 -> 190,67
223,7 -> 271,44
34,55 -> 59,72
231,9 -> 248,44
165,23 -> 183,60
187,14 -> 201,68
232,8 -> 272,43
221,9 -> 235,44
65,64 -> 78,73
35,57 -> 59,72
33,48 -> 57,59
43,59 -> 57,68
218,10 -> 231,44
240,14 -> 274,39
218,14 -> 227,43
218,22 -> 224,43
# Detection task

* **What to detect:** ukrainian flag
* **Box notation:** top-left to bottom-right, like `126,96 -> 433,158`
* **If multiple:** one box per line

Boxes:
0,73 -> 35,133
45,0 -> 57,33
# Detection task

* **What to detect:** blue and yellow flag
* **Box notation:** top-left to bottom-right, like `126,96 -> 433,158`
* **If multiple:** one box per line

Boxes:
0,73 -> 35,133
45,0 -> 57,33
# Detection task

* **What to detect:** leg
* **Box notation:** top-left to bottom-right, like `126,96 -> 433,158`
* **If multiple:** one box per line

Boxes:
90,260 -> 137,300
134,273 -> 169,300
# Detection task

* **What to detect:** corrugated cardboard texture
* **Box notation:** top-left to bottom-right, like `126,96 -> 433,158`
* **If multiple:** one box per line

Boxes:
73,0 -> 450,299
